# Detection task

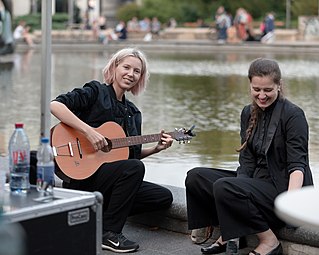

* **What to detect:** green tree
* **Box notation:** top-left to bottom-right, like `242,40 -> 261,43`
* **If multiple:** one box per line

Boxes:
116,3 -> 140,23
126,0 -> 217,24
292,0 -> 319,17
116,0 -> 313,28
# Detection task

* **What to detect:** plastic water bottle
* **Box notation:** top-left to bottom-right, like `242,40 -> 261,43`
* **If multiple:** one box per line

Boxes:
36,137 -> 55,196
226,238 -> 239,255
8,123 -> 30,194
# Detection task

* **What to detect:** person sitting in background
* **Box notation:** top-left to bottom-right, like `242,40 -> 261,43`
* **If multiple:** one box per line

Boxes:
150,17 -> 161,39
261,12 -> 275,44
13,20 -> 34,47
185,58 -> 313,255
91,19 -> 100,41
115,20 -> 127,40
92,17 -> 117,45
127,17 -> 140,32
167,17 -> 177,29
215,6 -> 231,44
139,17 -> 151,32
98,15 -> 107,30
138,17 -> 152,41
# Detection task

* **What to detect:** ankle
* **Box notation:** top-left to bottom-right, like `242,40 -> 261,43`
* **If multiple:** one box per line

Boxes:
259,238 -> 279,248
216,236 -> 227,245
252,241 -> 280,255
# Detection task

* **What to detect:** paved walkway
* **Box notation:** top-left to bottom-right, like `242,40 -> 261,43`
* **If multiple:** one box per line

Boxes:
116,221 -> 252,255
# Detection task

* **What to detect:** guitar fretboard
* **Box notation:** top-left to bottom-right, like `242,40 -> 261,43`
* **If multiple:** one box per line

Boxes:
111,132 -> 175,148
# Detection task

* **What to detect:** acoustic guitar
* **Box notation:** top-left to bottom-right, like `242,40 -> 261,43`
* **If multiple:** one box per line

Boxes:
51,121 -> 195,180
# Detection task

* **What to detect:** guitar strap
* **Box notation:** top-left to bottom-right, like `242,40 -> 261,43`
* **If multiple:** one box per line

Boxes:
112,96 -> 130,136
122,100 -> 130,137
121,99 -> 141,159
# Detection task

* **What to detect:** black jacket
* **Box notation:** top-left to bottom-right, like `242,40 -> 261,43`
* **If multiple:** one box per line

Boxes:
53,80 -> 142,159
237,97 -> 314,194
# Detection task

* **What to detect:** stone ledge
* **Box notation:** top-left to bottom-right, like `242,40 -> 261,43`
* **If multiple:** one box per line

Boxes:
161,27 -> 214,40
128,185 -> 319,255
30,28 -> 304,43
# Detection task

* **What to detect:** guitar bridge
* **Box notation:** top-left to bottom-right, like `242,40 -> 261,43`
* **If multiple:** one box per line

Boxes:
52,142 -> 74,157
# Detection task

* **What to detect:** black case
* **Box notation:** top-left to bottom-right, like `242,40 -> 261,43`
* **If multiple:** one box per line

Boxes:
2,185 -> 103,255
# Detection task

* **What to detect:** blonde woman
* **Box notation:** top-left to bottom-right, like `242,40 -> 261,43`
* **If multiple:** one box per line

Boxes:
51,48 -> 173,253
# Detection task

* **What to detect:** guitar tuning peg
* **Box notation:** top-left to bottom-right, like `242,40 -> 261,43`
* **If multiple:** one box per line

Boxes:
188,125 -> 195,132
187,125 -> 196,136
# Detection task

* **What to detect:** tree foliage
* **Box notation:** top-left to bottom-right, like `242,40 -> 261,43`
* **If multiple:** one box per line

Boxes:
117,0 -> 208,25
116,0 -> 318,27
116,3 -> 141,23
292,0 -> 319,17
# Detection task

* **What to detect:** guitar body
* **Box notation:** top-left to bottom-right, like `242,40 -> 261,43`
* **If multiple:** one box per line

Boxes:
51,121 -> 195,180
51,122 -> 129,180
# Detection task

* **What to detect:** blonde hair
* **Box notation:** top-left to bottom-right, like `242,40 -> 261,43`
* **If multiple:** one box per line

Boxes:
102,48 -> 150,95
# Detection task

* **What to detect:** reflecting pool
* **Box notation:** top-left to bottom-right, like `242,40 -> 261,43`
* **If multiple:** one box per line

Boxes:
1,48 -> 319,187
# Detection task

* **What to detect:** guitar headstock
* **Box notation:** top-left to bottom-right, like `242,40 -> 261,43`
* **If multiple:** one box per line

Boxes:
172,125 -> 196,143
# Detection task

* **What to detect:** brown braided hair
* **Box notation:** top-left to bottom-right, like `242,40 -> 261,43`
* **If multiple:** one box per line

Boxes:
236,58 -> 283,152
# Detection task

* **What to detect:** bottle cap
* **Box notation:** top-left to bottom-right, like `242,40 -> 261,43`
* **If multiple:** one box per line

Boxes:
15,123 -> 24,128
41,137 -> 49,143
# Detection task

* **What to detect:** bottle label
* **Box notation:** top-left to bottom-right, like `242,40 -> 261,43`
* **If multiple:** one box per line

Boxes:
12,150 -> 28,164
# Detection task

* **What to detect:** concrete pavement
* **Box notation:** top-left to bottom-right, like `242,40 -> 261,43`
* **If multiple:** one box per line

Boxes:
120,221 -> 252,255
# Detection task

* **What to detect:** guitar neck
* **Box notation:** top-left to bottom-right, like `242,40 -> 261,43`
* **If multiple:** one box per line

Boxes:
111,131 -> 175,149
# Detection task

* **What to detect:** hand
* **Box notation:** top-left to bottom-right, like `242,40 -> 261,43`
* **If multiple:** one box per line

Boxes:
154,130 -> 173,152
288,170 -> 304,191
85,127 -> 108,152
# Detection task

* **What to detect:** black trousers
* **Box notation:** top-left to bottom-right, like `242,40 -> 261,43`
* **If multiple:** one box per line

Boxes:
185,167 -> 285,241
64,159 -> 173,233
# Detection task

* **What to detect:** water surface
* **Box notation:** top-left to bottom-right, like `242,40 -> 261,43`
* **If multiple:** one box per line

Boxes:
1,48 -> 318,187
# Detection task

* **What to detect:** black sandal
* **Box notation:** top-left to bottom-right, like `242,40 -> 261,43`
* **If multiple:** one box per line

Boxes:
201,241 -> 227,254
248,243 -> 283,255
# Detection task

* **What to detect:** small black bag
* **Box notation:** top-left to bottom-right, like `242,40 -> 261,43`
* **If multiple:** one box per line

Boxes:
29,150 -> 38,185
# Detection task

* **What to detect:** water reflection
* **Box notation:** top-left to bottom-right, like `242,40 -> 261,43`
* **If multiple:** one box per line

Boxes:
1,49 -> 319,187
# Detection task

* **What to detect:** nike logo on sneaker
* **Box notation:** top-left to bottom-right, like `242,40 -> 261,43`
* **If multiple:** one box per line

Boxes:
108,239 -> 120,247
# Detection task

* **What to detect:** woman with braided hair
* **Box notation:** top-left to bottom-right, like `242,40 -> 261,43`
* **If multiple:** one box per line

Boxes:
185,58 -> 313,255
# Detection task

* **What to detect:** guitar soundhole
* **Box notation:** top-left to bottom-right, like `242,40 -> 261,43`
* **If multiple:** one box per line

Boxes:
101,138 -> 112,153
